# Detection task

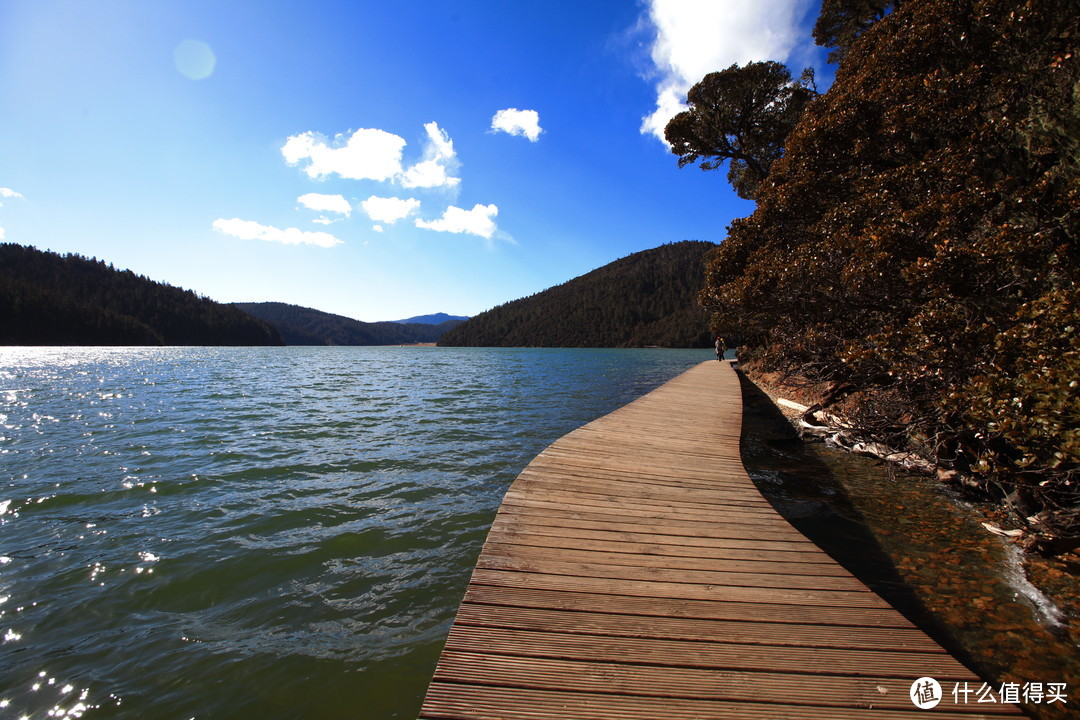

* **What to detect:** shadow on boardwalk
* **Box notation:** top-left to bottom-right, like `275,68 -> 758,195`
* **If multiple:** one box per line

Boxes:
737,371 -> 983,676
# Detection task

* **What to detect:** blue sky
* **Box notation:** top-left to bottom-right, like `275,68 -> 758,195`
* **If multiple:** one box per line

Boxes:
0,0 -> 830,321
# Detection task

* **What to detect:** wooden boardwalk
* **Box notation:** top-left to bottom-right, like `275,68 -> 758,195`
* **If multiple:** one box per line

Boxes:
420,361 -> 1022,719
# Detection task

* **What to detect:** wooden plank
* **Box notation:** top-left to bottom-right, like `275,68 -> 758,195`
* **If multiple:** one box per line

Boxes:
487,513 -> 809,542
498,489 -> 783,517
474,553 -> 873,592
480,539 -> 852,575
485,528 -> 840,564
461,585 -> 919,629
450,602 -> 945,652
442,625 -> 975,678
420,683 -> 1013,720
501,487 -> 781,515
498,490 -> 781,519
468,568 -> 892,608
525,458 -> 749,476
513,469 -> 773,502
487,520 -> 831,554
430,651 -> 1017,714
493,504 -> 806,536
418,361 -> 1023,717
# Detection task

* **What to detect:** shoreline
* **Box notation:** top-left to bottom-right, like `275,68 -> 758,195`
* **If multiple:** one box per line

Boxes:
739,364 -> 1080,648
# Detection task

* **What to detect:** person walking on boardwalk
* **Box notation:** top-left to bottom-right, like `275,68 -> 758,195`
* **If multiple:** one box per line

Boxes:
714,336 -> 726,361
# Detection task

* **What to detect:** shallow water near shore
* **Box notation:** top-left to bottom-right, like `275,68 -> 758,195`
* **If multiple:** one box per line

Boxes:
739,373 -> 1079,719
0,346 -> 710,720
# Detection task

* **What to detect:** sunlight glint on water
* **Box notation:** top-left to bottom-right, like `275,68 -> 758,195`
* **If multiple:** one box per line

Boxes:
0,346 -> 708,720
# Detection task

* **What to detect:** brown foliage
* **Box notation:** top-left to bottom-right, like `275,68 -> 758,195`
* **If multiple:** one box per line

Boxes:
703,0 -> 1079,549
813,0 -> 901,64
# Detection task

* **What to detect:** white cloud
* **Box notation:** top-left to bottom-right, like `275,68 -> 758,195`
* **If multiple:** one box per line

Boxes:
0,188 -> 24,207
491,108 -> 542,142
640,0 -> 813,143
399,122 -> 460,189
360,195 -> 421,225
416,203 -> 498,239
212,218 -> 343,248
297,193 -> 351,216
282,128 -> 406,181
0,188 -> 22,237
282,123 -> 462,190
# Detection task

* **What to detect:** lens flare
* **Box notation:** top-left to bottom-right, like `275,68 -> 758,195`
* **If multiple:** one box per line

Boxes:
173,39 -> 215,80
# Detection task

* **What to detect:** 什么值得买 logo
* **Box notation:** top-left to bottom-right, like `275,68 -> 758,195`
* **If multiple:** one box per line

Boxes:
910,677 -> 942,709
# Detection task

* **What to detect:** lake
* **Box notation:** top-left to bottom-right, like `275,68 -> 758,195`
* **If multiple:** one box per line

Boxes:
0,346 -> 713,719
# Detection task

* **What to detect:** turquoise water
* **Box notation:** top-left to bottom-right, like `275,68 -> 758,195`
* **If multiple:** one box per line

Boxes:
0,346 -> 710,720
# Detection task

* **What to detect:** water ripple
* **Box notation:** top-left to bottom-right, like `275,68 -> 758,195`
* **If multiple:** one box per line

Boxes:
0,346 -> 706,719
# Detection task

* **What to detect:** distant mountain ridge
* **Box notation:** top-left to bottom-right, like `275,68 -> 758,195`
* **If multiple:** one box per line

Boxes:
233,302 -> 464,345
439,240 -> 716,348
393,312 -> 468,325
0,243 -> 282,346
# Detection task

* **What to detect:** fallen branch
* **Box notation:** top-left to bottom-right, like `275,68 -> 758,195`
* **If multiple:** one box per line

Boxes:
780,398 -> 937,473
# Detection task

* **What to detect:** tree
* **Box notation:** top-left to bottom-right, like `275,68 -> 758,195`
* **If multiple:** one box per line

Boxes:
664,61 -> 818,200
813,0 -> 900,64
700,0 -> 1079,552
0,243 -> 283,345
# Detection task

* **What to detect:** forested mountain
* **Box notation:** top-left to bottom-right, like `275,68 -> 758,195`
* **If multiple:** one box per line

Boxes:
0,243 -> 282,345
438,240 -> 715,348
233,302 -> 463,345
690,0 -> 1077,551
